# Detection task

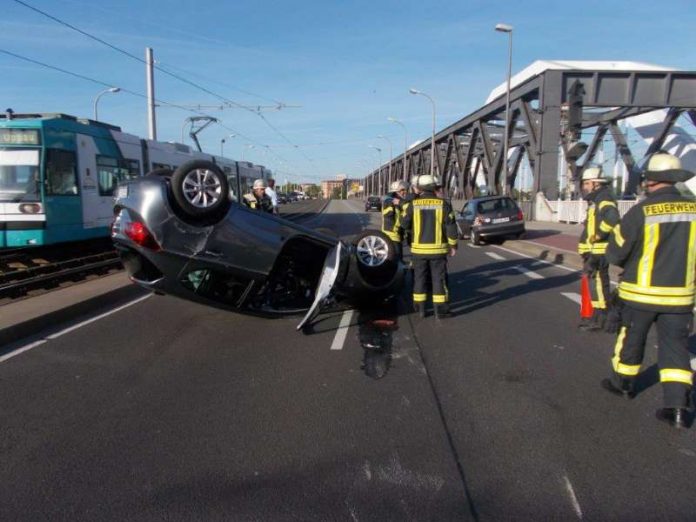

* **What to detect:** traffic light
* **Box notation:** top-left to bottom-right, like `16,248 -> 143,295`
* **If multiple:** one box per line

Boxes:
567,80 -> 585,142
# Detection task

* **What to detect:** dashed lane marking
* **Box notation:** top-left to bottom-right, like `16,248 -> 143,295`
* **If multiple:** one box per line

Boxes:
330,309 -> 354,351
0,294 -> 153,364
515,266 -> 544,279
485,252 -> 505,261
562,475 -> 583,519
561,292 -> 582,305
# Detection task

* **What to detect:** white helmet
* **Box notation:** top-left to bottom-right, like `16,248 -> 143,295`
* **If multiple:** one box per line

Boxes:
390,180 -> 408,192
252,179 -> 267,189
417,174 -> 441,190
581,166 -> 610,183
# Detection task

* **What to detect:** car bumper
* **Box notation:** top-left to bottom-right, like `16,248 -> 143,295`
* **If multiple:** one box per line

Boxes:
476,221 -> 525,238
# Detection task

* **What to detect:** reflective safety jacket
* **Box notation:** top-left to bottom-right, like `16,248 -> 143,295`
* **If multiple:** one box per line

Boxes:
400,190 -> 458,257
578,186 -> 620,255
243,193 -> 274,213
607,186 -> 696,313
381,193 -> 403,242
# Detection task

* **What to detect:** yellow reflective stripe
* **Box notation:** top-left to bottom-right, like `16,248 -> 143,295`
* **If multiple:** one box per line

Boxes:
413,293 -> 427,302
686,222 -> 696,289
432,294 -> 447,303
638,223 -> 659,287
414,206 -> 421,245
660,369 -> 693,385
613,224 -> 625,247
612,326 -> 628,373
447,238 -> 458,246
599,221 -> 614,233
590,243 -> 607,254
412,246 -> 448,255
435,207 -> 443,246
594,271 -> 606,307
598,200 -> 616,210
620,281 -> 695,296
615,362 -> 641,376
382,207 -> 393,216
384,231 -> 400,241
618,288 -> 695,307
578,243 -> 591,254
587,207 -> 596,237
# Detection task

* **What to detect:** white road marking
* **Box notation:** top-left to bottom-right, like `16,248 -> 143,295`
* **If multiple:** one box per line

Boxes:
494,245 -> 580,274
0,294 -> 152,364
46,294 -> 153,339
515,266 -> 544,279
466,243 -> 481,249
0,339 -> 46,364
485,252 -> 505,261
330,309 -> 354,351
561,292 -> 582,305
562,475 -> 583,519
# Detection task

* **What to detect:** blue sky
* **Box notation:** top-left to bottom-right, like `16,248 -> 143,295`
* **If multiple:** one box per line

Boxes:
2,0 -> 695,183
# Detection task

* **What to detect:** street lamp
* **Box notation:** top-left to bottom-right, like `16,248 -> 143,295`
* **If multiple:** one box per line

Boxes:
220,134 -> 236,157
388,117 -> 409,183
368,145 -> 382,195
495,23 -> 513,195
409,88 -> 436,179
93,87 -> 120,121
376,135 -> 393,188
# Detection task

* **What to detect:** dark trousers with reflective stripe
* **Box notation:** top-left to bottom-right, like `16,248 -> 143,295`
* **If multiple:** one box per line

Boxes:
612,305 -> 693,407
583,254 -> 610,309
412,256 -> 449,309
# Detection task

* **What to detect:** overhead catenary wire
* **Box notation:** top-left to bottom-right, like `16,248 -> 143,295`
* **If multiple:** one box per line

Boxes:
12,0 -> 315,166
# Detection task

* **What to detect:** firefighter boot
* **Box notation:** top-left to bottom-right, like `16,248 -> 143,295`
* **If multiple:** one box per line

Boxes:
656,408 -> 690,429
601,376 -> 636,399
587,309 -> 607,331
434,304 -> 451,319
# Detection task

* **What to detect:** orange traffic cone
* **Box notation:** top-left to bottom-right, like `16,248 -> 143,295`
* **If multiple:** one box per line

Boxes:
580,274 -> 594,319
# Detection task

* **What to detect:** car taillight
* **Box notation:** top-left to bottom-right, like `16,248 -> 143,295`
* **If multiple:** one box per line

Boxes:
125,221 -> 160,251
516,210 -> 524,221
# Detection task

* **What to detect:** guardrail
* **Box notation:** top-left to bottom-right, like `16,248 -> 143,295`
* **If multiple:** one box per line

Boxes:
547,199 -> 636,223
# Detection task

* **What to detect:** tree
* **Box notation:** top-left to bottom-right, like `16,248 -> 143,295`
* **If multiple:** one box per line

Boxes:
306,184 -> 321,198
331,186 -> 343,199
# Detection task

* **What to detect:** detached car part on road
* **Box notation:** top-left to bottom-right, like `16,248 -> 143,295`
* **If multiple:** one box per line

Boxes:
365,196 -> 382,212
456,196 -> 525,245
112,160 -> 404,330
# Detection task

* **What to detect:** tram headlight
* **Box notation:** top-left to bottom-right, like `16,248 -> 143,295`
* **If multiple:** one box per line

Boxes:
19,203 -> 42,214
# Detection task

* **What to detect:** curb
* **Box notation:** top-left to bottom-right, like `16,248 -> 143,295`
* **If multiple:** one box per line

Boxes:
0,283 -> 147,349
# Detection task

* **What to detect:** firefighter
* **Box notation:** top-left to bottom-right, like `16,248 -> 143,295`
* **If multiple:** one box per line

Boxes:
601,152 -> 696,428
577,166 -> 620,331
400,175 -> 458,319
243,179 -> 274,213
382,180 -> 409,259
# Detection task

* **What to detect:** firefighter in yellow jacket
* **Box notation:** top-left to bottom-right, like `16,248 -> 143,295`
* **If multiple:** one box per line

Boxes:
577,166 -> 620,330
602,152 -> 695,429
382,180 -> 409,259
400,175 -> 458,318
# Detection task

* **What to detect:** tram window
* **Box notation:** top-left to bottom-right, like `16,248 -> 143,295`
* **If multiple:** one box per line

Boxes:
97,156 -> 140,196
46,149 -> 78,195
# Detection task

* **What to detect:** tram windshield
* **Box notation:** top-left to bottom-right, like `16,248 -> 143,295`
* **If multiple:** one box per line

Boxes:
0,148 -> 40,202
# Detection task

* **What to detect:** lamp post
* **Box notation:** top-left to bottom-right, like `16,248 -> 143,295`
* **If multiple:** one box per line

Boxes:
93,87 -> 120,121
376,135 -> 393,188
220,134 -> 236,157
495,23 -> 514,196
387,117 -> 409,183
409,88 -> 436,179
368,145 -> 382,195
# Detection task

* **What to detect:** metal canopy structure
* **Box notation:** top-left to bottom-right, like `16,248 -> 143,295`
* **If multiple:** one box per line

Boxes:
365,61 -> 696,200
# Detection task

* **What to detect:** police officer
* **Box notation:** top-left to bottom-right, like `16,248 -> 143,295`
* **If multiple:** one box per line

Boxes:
577,166 -> 620,330
400,175 -> 458,319
382,180 -> 409,259
602,152 -> 696,428
243,179 -> 274,213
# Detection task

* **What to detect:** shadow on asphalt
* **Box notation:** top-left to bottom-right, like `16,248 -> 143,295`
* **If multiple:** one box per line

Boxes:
446,258 -> 578,317
524,229 -> 562,240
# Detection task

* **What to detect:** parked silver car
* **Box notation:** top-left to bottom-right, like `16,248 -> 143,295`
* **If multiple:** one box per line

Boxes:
111,161 -> 404,330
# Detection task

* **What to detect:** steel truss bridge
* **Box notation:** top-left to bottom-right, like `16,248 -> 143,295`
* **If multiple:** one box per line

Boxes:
364,62 -> 696,201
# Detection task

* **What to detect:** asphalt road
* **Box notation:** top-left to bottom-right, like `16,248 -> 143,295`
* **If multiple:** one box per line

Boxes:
1,199 -> 695,521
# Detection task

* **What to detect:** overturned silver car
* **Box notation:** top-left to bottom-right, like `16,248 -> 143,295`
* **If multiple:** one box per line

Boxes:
111,160 -> 404,330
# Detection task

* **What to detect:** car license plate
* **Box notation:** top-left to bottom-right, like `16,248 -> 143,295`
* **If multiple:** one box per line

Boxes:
493,217 -> 510,224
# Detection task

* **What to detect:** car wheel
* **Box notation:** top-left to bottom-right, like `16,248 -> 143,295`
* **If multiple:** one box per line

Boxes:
470,230 -> 482,246
171,160 -> 230,220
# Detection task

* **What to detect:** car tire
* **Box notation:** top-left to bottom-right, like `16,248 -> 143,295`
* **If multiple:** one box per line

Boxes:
354,229 -> 397,268
171,160 -> 230,221
470,230 -> 482,246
